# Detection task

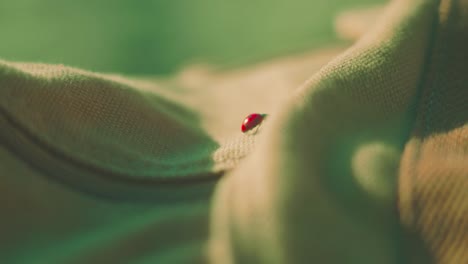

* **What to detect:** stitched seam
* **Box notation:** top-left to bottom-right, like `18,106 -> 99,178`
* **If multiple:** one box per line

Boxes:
0,106 -> 223,185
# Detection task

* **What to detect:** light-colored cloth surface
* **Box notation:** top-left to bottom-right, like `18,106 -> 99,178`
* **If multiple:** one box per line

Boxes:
0,30 -> 344,264
1,0 -> 467,263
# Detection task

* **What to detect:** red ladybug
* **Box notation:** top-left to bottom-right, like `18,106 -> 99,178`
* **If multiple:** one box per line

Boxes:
241,113 -> 267,133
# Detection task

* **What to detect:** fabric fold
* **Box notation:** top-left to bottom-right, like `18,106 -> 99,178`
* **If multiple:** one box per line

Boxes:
209,0 -> 442,263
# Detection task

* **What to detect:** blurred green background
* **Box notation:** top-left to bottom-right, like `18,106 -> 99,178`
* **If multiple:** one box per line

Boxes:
0,0 -> 385,75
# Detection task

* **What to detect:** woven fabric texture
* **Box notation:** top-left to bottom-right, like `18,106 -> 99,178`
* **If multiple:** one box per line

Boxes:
0,0 -> 467,263
209,0 -> 467,263
398,0 -> 468,263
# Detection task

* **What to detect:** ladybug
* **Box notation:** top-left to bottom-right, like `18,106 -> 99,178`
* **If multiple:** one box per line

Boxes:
241,113 -> 267,133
